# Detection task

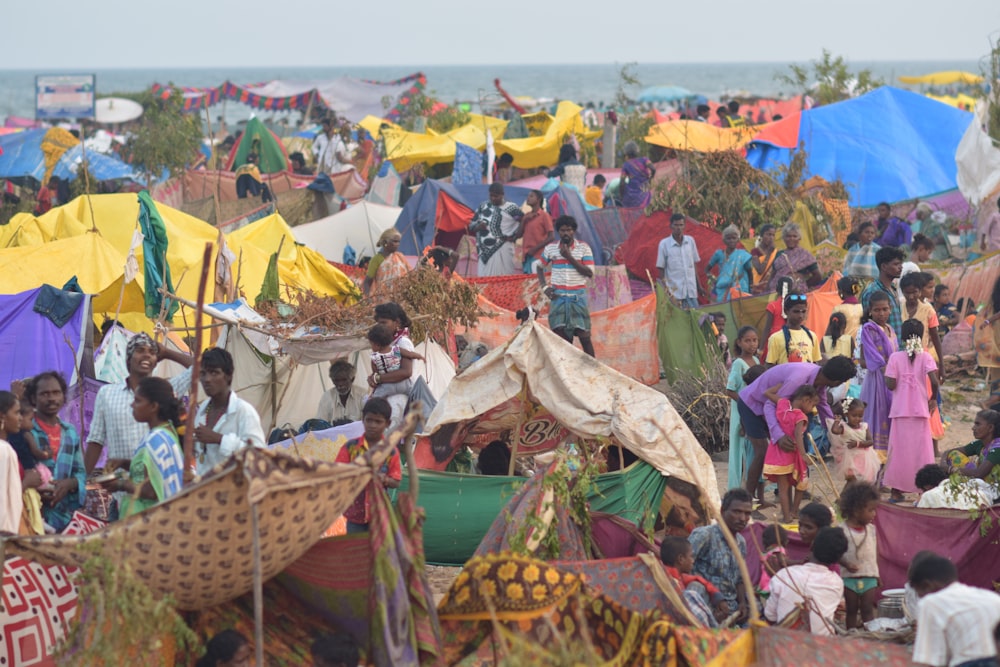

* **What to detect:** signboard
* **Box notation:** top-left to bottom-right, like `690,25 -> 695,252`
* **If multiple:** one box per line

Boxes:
35,74 -> 96,120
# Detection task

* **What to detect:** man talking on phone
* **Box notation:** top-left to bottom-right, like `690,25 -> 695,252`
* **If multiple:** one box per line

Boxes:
536,215 -> 596,357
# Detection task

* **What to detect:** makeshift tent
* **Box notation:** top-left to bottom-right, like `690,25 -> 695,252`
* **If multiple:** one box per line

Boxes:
422,320 -> 721,507
380,114 -> 508,172
494,101 -> 602,169
292,200 -> 401,264
393,179 -> 605,266
225,116 -> 289,173
645,120 -> 759,152
898,71 -> 984,85
618,211 -> 723,291
745,87 -> 974,206
0,127 -> 140,183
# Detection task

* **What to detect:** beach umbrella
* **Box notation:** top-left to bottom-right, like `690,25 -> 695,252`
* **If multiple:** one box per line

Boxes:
898,71 -> 984,86
637,86 -> 695,103
94,97 -> 144,124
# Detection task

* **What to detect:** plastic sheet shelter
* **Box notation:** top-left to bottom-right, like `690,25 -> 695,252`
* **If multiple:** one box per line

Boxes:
745,87 -> 974,207
494,101 -> 602,169
292,201 -> 402,264
0,127 -> 140,184
380,114 -> 508,173
422,320 -> 721,508
645,120 -> 760,153
898,71 -> 984,85
225,116 -> 289,173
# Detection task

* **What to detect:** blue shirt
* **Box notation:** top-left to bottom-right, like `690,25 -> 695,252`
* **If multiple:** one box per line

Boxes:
689,524 -> 747,606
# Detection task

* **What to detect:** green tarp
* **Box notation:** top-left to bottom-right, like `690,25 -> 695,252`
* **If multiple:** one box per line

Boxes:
654,284 -> 714,382
232,116 -> 288,174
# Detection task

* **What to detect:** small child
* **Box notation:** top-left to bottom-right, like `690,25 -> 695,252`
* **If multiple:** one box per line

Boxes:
765,293 -> 820,365
585,174 -> 606,208
761,276 -> 796,341
310,633 -> 361,667
933,284 -> 957,335
712,312 -> 730,366
660,535 -> 729,626
763,384 -> 819,522
7,399 -> 53,485
827,397 -> 879,486
838,481 -> 880,629
758,523 -> 789,593
335,398 -> 402,533
884,319 -> 939,502
367,323 -> 423,400
821,311 -> 853,360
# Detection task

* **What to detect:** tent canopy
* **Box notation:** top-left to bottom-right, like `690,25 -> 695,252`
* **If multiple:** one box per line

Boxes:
898,71 -> 983,85
745,87 -> 974,206
637,85 -> 695,103
423,320 -> 721,508
292,200 -> 401,264
225,116 -> 288,173
645,120 -> 759,153
0,127 -> 140,184
381,113 -> 509,172
495,101 -> 602,169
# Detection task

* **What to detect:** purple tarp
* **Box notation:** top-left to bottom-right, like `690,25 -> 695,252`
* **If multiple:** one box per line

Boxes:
0,288 -> 88,391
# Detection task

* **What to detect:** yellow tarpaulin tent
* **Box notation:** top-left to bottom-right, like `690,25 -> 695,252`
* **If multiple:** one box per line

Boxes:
927,93 -> 978,109
899,71 -> 983,85
376,114 -> 509,172
494,101 -> 601,169
645,120 -> 760,152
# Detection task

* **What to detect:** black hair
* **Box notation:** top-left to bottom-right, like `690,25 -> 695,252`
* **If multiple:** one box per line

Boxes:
837,481 -> 879,521
670,213 -> 686,224
367,323 -> 395,347
991,273 -> 1000,317
721,487 -> 753,511
899,272 -> 922,292
913,271 -> 935,289
593,174 -> 606,186
201,347 -> 234,377
907,551 -> 957,587
877,201 -> 891,210
0,391 -> 17,427
135,377 -> 183,428
289,151 -> 305,164
911,233 -> 934,251
901,318 -> 925,361
864,290 -> 892,323
716,106 -> 727,115
362,396 -> 392,421
798,502 -> 833,528
311,633 -> 360,667
497,153 -> 514,166
933,283 -> 950,300
733,325 -> 758,355
976,409 -> 1000,440
836,275 -> 860,299
329,359 -> 355,380
659,535 -> 692,566
557,143 -> 577,163
758,223 -> 776,235
838,396 -> 865,416
914,464 -> 948,491
710,311 -> 726,322
742,363 -> 767,386
554,215 -> 578,231
820,355 -> 856,383
875,245 -> 906,271
762,523 -> 788,549
790,384 -> 819,403
812,527 -> 849,565
826,311 -> 847,345
856,221 -> 875,234
373,302 -> 411,329
696,104 -> 710,115
195,629 -> 248,667
488,182 -> 504,195
727,100 -> 740,114
782,293 -> 807,315
529,189 -> 546,211
24,370 -> 68,406
478,440 -> 511,476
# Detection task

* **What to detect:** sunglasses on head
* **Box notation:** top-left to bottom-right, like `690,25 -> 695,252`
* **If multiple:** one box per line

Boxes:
786,294 -> 807,302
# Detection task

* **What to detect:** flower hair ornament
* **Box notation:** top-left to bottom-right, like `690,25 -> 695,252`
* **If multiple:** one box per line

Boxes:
904,335 -> 923,359
840,397 -> 855,414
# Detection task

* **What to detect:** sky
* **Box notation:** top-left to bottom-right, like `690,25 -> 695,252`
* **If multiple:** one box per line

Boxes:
3,0 -> 998,68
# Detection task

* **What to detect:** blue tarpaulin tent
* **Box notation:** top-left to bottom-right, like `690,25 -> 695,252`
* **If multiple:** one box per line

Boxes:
744,87 -> 974,206
0,129 -> 141,183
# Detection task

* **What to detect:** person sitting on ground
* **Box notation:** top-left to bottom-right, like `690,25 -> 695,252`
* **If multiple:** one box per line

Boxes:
660,535 -> 730,627
689,488 -> 753,624
536,215 -> 596,357
874,202 -> 912,248
915,463 -> 999,510
909,551 -> 1000,667
759,523 -> 789,593
234,152 -> 272,202
311,633 -> 361,667
196,629 -> 252,667
477,440 -> 511,476
941,408 -> 1000,484
192,348 -> 266,477
585,174 -> 606,208
335,398 -> 401,533
317,359 -> 367,424
288,151 -> 314,175
795,502 -> 834,556
764,526 -> 848,635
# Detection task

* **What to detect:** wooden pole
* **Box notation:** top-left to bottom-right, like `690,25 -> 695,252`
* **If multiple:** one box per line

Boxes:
182,243 -> 212,468
250,503 -> 264,667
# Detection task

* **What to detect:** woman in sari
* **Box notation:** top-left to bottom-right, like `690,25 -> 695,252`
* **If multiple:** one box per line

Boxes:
363,229 -> 409,297
859,291 -> 897,460
767,222 -> 823,292
620,141 -> 656,208
975,275 -> 1000,411
706,225 -> 753,302
101,377 -> 185,519
842,222 -> 881,279
751,223 -> 778,292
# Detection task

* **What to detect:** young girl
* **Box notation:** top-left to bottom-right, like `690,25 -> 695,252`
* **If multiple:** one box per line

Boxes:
901,273 -> 944,364
765,293 -> 820,366
911,271 -> 947,445
838,481 -> 880,629
0,391 -> 25,534
726,326 -> 760,490
761,276 -> 795,344
7,399 -> 52,485
763,384 -> 819,523
843,222 -> 881,279
859,290 -> 897,461
368,323 -> 423,399
884,319 -> 940,502
797,502 -> 833,549
827,397 -> 880,486
821,312 -> 853,360
832,276 -> 864,342
758,523 -> 789,593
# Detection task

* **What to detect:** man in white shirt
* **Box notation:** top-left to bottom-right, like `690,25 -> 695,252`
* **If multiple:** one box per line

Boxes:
317,359 -> 367,424
313,118 -> 350,175
910,551 -> 1000,667
192,348 -> 266,477
765,526 -> 848,635
656,213 -> 704,309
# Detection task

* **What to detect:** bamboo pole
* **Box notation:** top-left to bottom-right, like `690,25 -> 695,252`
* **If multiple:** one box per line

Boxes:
182,243 -> 213,468
250,504 -> 264,667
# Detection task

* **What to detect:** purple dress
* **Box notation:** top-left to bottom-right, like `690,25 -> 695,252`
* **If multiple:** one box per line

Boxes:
859,321 -> 896,461
620,157 -> 654,208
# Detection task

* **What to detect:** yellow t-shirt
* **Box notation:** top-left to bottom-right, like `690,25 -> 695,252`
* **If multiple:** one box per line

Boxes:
766,327 -> 821,365
585,186 -> 604,208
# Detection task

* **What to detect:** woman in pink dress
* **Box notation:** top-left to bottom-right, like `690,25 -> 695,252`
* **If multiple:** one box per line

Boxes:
884,319 -> 940,502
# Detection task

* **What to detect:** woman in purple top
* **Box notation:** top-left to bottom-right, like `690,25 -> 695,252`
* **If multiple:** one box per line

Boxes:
619,141 -> 655,208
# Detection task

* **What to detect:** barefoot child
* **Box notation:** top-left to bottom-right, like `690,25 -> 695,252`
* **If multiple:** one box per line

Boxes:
726,326 -> 760,491
884,319 -> 940,502
335,398 -> 401,533
838,482 -> 880,629
763,384 -> 819,522
827,397 -> 879,486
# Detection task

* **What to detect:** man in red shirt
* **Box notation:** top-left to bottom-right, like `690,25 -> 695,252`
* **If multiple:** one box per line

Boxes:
520,190 -> 554,274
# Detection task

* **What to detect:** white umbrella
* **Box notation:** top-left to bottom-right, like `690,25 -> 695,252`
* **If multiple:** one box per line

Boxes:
94,97 -> 143,124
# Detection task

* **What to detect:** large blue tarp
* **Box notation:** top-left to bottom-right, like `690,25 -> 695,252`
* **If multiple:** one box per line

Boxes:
394,179 -> 605,265
745,87 -> 974,207
0,129 -> 141,183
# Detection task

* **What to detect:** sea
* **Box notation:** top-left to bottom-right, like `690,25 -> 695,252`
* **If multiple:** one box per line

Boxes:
0,60 -> 982,125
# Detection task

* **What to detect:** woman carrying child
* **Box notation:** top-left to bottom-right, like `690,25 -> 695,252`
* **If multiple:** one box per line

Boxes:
762,384 -> 819,523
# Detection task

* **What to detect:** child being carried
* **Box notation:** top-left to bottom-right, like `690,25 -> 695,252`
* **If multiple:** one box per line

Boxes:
367,323 -> 424,400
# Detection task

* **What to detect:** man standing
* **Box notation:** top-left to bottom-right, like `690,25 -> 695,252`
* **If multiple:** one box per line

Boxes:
657,213 -> 703,309
313,118 -> 350,175
192,348 -> 266,477
536,215 -> 596,357
317,359 -> 367,424
520,190 -> 554,274
85,333 -> 194,473
861,245 -> 905,340
469,183 -> 524,277
979,195 -> 1000,254
875,202 -> 912,248
689,488 -> 753,624
909,551 -> 1000,667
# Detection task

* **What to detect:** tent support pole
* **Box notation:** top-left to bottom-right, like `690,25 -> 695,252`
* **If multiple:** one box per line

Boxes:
183,243 -> 212,467
251,503 -> 264,667
507,385 -> 526,476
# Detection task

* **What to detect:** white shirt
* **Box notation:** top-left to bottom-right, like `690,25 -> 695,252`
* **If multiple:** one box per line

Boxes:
764,563 -> 844,635
313,133 -> 349,174
88,369 -> 193,460
917,478 -> 999,510
913,582 -> 1000,667
656,235 -> 700,300
316,385 -> 367,424
193,392 -> 266,476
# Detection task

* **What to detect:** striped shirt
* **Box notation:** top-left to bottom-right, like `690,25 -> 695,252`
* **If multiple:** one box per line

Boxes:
540,240 -> 594,294
913,582 -> 1000,667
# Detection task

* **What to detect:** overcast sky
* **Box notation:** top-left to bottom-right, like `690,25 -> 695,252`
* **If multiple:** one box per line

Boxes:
3,0 -> 998,68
